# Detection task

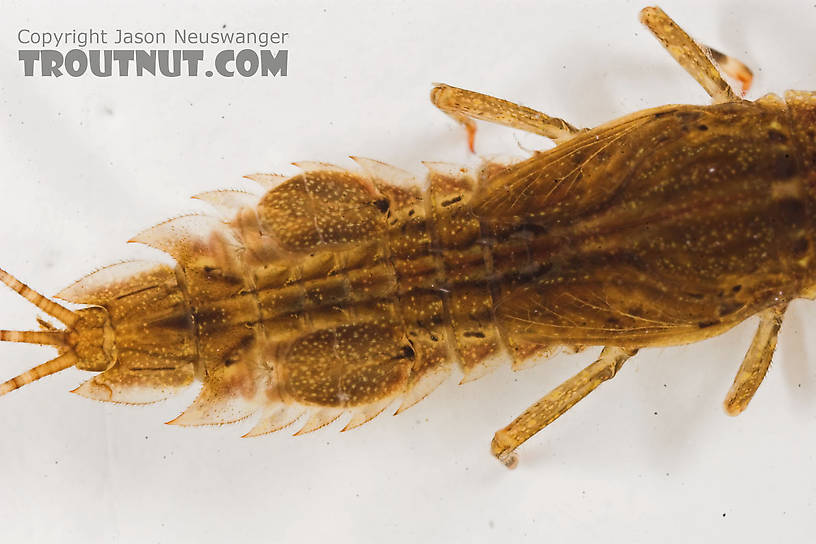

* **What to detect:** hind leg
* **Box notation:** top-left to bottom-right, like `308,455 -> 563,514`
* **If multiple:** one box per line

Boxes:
640,7 -> 751,103
491,346 -> 637,468
723,305 -> 786,415
431,83 -> 582,152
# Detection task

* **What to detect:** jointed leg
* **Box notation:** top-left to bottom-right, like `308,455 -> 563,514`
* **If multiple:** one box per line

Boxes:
491,346 -> 637,468
431,83 -> 582,152
723,305 -> 786,416
640,7 -> 742,103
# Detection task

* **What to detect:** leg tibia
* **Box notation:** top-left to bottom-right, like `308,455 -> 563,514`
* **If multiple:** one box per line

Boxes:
431,84 -> 581,152
639,7 -> 740,104
723,305 -> 785,416
491,346 -> 637,468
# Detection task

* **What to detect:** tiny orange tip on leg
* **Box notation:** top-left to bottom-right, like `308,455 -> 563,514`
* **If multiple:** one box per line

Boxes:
738,75 -> 752,97
466,122 -> 477,154
707,47 -> 754,98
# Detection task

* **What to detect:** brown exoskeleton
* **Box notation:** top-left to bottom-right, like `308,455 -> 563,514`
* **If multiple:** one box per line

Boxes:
1,6 -> 813,468
431,6 -> 816,466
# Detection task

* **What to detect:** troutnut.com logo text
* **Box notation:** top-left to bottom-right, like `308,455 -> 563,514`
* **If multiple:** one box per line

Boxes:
17,28 -> 289,77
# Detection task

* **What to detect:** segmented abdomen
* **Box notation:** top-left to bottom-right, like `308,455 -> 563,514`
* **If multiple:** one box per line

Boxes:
58,101 -> 813,435
57,158 -> 519,435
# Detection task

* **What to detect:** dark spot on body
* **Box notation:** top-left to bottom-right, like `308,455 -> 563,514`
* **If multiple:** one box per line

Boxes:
732,285 -> 742,292
463,331 -> 486,338
373,198 -> 390,213
408,209 -> 415,217
768,129 -> 787,142
522,223 -> 549,236
150,313 -> 194,332
718,301 -> 743,316
198,267 -> 243,285
698,320 -> 718,328
697,124 -> 708,131
392,345 -> 416,360
441,195 -> 463,207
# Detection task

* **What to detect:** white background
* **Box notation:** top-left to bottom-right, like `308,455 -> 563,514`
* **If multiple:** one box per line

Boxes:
1,0 -> 815,542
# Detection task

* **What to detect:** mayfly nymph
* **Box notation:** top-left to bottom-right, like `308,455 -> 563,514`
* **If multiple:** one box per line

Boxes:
2,7 -> 814,468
